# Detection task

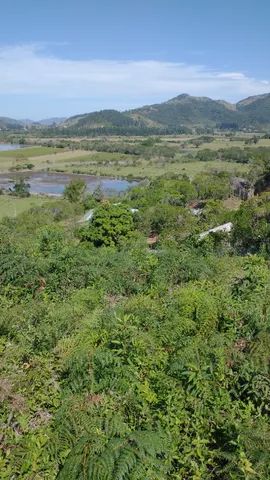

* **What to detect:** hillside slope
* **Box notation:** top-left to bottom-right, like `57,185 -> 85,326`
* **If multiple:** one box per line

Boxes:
236,93 -> 270,126
60,93 -> 270,133
0,117 -> 24,130
129,94 -> 241,128
62,110 -> 139,129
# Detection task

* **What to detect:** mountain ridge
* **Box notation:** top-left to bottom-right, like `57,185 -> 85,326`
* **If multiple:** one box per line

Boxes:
1,93 -> 270,132
59,92 -> 270,132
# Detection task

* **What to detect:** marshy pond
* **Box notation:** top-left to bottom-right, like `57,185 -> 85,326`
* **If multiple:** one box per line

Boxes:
0,172 -> 137,196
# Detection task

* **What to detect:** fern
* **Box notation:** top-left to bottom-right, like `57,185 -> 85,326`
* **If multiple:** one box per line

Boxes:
57,427 -> 166,480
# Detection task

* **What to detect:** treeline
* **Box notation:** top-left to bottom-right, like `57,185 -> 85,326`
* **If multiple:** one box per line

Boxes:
36,124 -> 192,137
196,146 -> 270,164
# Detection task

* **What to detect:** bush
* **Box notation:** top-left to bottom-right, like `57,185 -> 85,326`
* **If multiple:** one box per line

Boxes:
11,177 -> 30,197
63,179 -> 86,203
78,203 -> 134,247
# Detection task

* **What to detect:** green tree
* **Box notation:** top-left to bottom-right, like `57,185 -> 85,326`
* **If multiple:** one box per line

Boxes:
232,194 -> 270,253
79,203 -> 134,247
63,179 -> 86,203
194,172 -> 231,200
11,177 -> 30,197
93,184 -> 104,202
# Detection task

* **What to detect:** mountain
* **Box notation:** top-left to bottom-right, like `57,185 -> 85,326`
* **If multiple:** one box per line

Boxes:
0,117 -> 39,129
38,117 -> 67,126
0,117 -> 66,130
2,93 -> 270,133
128,94 -> 240,128
236,93 -> 270,127
0,117 -> 24,130
58,109 -> 165,135
59,93 -> 270,134
63,109 -> 138,129
131,93 -> 270,129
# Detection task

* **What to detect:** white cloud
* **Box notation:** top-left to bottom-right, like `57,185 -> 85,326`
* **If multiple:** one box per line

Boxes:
0,44 -> 269,110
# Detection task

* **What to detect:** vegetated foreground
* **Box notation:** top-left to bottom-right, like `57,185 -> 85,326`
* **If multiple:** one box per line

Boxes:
1,135 -> 270,479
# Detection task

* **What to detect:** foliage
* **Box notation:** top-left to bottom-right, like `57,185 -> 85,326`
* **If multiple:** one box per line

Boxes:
78,203 -> 134,247
194,172 -> 231,200
11,177 -> 31,197
1,174 -> 270,479
232,193 -> 270,253
64,179 -> 87,203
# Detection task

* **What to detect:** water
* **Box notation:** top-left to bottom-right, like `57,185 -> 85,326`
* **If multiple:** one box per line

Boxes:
0,144 -> 24,151
0,172 -> 137,196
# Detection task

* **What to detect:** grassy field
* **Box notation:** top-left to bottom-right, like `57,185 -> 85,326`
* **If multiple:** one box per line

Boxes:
1,133 -> 265,180
164,135 -> 270,152
0,146 -> 64,159
0,146 -> 67,172
0,145 -> 249,179
55,156 -> 248,178
0,195 -> 53,220
195,138 -> 270,151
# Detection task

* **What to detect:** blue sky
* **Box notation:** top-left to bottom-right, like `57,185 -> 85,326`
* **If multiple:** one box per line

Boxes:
1,0 -> 269,119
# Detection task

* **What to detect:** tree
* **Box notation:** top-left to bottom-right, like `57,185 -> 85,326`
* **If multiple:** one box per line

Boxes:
232,193 -> 270,253
92,184 -> 104,202
63,179 -> 86,203
194,172 -> 231,200
79,203 -> 134,247
11,177 -> 30,197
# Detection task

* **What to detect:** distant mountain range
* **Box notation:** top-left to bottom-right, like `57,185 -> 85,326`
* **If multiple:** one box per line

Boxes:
37,117 -> 67,126
0,117 -> 25,130
1,93 -> 270,133
0,117 -> 66,130
59,93 -> 270,133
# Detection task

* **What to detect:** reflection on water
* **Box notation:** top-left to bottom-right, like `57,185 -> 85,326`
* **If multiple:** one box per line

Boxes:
0,172 -> 137,196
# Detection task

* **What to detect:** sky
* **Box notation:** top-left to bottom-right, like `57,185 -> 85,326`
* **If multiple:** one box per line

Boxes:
1,0 -> 269,119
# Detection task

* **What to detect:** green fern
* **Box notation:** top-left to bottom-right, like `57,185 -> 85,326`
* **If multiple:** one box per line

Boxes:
57,427 -> 166,480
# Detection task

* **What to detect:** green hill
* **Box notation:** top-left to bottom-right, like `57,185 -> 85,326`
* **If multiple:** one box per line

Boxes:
63,109 -> 137,129
59,93 -> 270,134
129,94 -> 241,128
236,93 -> 270,127
0,117 -> 24,130
3,92 -> 270,134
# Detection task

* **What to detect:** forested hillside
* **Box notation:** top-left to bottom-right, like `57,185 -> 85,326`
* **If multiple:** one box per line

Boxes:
3,93 -> 270,135
53,93 -> 270,135
129,94 -> 239,128
1,166 -> 270,479
237,94 -> 270,128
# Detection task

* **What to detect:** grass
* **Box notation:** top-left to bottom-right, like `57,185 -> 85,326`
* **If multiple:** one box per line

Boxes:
164,134 -> 270,152
0,140 -> 252,180
0,146 -> 69,172
0,195 -> 53,220
61,158 -> 248,179
196,138 -> 270,151
0,146 -> 64,159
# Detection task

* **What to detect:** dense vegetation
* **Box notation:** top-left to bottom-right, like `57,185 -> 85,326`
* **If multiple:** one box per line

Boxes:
1,162 -> 270,479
